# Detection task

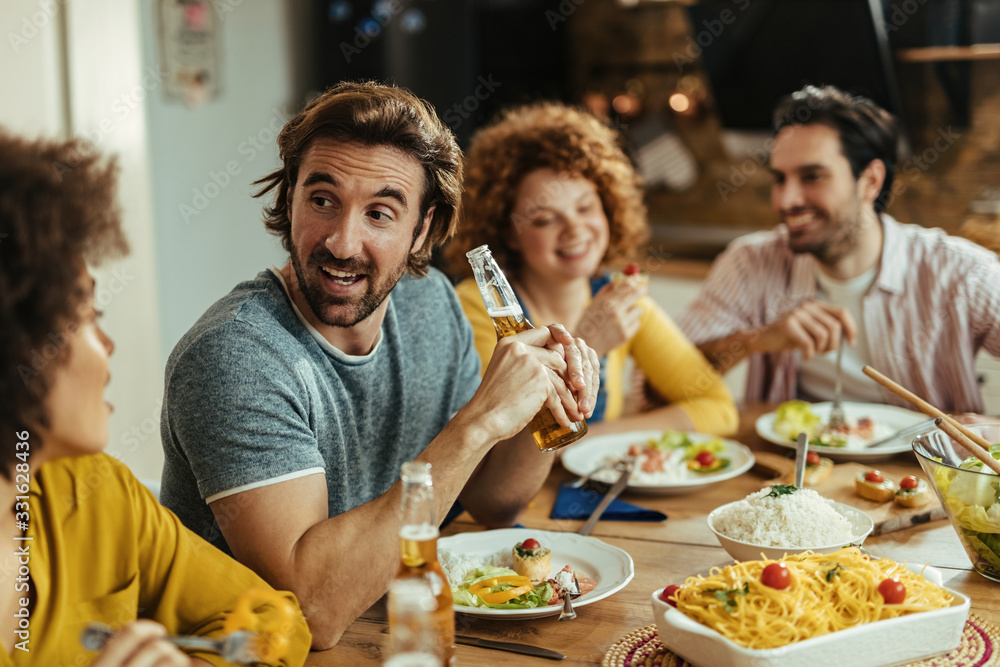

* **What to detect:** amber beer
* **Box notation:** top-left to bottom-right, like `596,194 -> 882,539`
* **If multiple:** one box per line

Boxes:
395,462 -> 454,666
467,245 -> 588,452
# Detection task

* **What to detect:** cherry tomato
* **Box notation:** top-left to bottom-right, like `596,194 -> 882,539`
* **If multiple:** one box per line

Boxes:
864,470 -> 884,483
878,578 -> 906,604
521,538 -> 540,550
806,452 -> 821,466
695,450 -> 716,467
761,563 -> 791,590
660,584 -> 681,607
899,476 -> 919,490
624,263 -> 640,276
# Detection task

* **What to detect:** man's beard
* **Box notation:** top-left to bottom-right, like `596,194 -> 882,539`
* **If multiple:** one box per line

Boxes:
290,246 -> 408,328
788,200 -> 865,266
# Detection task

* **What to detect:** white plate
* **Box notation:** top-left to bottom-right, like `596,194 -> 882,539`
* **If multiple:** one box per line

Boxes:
651,565 -> 970,667
755,402 -> 929,461
438,528 -> 634,619
560,430 -> 756,495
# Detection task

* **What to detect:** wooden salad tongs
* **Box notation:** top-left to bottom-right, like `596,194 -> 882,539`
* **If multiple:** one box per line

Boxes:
862,365 -> 1000,475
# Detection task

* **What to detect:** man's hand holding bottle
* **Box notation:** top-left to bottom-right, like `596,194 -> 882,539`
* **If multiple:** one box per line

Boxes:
473,324 -> 600,444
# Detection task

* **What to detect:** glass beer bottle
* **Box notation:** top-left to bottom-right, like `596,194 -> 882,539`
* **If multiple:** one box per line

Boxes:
466,244 -> 588,452
395,462 -> 454,666
385,578 -> 442,667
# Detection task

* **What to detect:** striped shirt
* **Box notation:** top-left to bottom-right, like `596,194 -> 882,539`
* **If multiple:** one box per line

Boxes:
677,215 -> 1000,413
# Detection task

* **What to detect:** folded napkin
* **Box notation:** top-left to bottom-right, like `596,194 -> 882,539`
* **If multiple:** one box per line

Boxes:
550,482 -> 667,522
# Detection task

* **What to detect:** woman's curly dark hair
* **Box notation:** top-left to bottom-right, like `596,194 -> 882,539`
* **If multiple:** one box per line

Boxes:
0,131 -> 128,476
443,101 -> 649,280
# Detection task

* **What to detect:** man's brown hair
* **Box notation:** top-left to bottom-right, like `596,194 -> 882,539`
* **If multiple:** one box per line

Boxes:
255,81 -> 463,276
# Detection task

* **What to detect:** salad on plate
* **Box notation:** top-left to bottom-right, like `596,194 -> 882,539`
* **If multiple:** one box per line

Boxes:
773,400 -> 892,449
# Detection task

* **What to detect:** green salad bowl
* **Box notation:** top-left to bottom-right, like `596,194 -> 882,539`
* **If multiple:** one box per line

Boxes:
913,424 -> 1000,583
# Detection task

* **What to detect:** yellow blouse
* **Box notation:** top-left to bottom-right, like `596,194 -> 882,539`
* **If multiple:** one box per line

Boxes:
2,453 -> 310,666
454,277 -> 737,435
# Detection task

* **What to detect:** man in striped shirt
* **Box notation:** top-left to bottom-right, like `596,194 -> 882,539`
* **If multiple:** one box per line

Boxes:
678,85 -> 1000,415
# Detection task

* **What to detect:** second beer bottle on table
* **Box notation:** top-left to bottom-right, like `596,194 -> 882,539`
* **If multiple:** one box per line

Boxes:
394,462 -> 453,666
466,244 -> 588,452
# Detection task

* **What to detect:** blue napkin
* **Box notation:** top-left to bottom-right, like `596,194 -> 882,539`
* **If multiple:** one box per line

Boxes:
550,482 -> 667,522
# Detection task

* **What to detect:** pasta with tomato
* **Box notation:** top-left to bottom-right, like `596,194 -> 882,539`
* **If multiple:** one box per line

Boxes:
669,547 -> 954,649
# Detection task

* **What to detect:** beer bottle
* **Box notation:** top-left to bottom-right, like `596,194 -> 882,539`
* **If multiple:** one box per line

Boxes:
466,244 -> 588,452
385,578 -> 442,667
395,462 -> 454,666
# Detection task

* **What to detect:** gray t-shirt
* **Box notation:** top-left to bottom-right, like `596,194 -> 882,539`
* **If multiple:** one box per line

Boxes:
160,268 -> 481,552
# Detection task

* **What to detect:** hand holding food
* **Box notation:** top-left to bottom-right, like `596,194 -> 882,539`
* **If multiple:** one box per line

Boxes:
574,264 -> 647,357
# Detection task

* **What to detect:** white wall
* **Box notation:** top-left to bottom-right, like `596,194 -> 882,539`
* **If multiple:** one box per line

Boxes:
0,0 -> 65,138
1,1 -> 303,481
137,2 -> 294,363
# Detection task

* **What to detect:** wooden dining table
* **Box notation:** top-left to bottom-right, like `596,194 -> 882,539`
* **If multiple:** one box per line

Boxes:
305,405 -> 1000,665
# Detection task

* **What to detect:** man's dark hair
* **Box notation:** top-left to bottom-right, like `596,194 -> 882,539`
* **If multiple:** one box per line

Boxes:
0,131 -> 128,477
773,85 -> 900,213
254,81 -> 463,276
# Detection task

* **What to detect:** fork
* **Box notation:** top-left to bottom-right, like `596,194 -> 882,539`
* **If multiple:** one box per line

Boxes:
80,624 -> 260,664
828,336 -> 846,429
570,458 -> 627,488
558,573 -> 581,621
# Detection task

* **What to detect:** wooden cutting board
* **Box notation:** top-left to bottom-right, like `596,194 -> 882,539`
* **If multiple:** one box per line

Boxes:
753,452 -> 946,536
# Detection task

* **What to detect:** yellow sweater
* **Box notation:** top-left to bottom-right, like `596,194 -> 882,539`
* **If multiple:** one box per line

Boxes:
455,278 -> 737,435
2,453 -> 310,666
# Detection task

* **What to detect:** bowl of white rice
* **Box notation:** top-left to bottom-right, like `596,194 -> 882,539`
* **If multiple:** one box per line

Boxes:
707,485 -> 874,562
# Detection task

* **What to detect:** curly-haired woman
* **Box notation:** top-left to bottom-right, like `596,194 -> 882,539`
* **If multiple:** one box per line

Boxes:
444,102 -> 737,436
0,131 -> 310,665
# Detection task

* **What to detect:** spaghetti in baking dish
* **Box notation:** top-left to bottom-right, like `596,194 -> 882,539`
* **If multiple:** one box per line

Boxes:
669,547 -> 954,650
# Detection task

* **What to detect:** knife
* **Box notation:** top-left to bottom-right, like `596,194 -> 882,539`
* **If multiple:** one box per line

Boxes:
578,456 -> 634,536
456,634 -> 566,660
864,418 -> 936,448
794,432 -> 808,488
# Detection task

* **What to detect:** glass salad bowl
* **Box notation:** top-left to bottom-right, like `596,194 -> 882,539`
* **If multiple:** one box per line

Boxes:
912,423 -> 1000,583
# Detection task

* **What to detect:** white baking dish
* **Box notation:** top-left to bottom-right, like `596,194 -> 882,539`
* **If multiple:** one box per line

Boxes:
650,566 -> 970,667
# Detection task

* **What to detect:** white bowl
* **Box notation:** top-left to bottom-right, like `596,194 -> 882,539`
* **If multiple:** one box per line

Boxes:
707,500 -> 874,562
650,566 -> 969,667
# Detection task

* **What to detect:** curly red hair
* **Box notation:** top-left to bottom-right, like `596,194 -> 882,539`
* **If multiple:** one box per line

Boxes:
443,102 -> 648,279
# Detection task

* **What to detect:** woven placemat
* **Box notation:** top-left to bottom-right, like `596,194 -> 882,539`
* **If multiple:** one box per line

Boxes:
602,614 -> 1000,667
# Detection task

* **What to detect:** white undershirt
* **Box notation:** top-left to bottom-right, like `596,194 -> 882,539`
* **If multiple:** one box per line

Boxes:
798,265 -> 884,403
269,266 -> 383,361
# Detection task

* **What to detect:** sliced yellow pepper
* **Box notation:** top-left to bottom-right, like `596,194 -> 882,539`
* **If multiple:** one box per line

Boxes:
476,583 -> 534,604
467,575 -> 531,594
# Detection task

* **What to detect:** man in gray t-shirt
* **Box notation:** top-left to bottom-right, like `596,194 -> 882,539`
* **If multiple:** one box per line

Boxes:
160,82 -> 599,649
